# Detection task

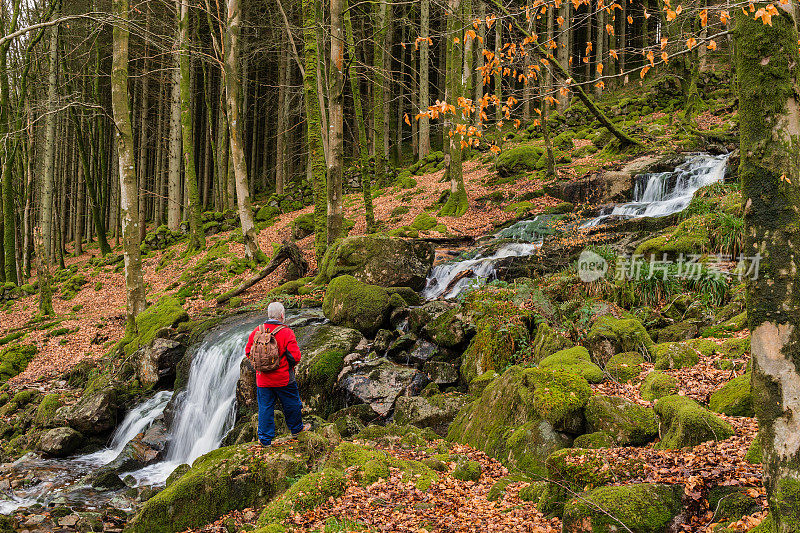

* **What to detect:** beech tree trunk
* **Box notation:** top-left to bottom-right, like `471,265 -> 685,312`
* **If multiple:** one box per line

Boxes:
167,21 -> 182,231
418,0 -> 431,157
111,0 -> 146,332
41,3 -> 60,260
327,0 -> 344,246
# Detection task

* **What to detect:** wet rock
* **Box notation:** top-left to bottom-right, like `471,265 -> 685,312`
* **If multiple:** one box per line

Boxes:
38,427 -> 83,457
135,339 -> 186,389
423,361 -> 459,385
235,357 -> 257,420
85,469 -> 126,490
55,387 -> 119,436
372,329 -> 396,353
394,393 -> 468,436
385,333 -> 417,360
322,275 -> 391,336
317,236 -> 435,290
57,515 -> 79,527
337,358 -> 430,418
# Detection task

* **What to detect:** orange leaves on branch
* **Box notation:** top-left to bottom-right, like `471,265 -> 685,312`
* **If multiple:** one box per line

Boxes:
699,8 -> 708,26
404,113 -> 411,126
557,15 -> 565,26
644,9 -> 651,18
627,14 -> 634,23
486,13 -> 496,28
606,23 -> 615,35
686,37 -> 697,49
640,65 -> 651,78
754,4 -> 779,25
546,95 -> 558,106
661,37 -> 668,50
720,10 -> 730,24
647,49 -> 655,66
490,144 -> 501,154
661,51 -> 669,63
595,81 -> 605,89
707,40 -> 717,50
597,62 -> 604,75
609,49 -> 618,59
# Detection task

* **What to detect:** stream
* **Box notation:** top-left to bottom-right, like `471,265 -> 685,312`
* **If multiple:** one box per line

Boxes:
0,152 -> 729,519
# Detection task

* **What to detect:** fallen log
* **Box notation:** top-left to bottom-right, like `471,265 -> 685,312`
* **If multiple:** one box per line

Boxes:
216,240 -> 308,305
416,235 -> 476,246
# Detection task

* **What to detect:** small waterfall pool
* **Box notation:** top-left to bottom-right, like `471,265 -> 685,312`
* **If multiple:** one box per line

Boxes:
423,152 -> 730,299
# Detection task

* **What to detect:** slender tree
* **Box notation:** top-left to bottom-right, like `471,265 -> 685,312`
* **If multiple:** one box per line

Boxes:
40,1 -> 60,260
327,0 -> 344,245
419,0 -> 431,157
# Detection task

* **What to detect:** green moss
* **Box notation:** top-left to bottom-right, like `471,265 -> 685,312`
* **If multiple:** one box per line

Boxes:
257,468 -> 346,526
604,352 -> 645,382
410,213 -> 438,231
573,431 -> 616,449
538,346 -> 604,383
721,336 -> 751,359
324,441 -> 437,490
562,483 -> 684,532
654,395 -> 734,449
124,296 -> 189,356
322,275 -> 390,336
495,145 -> 544,177
469,370 -> 498,396
487,473 -> 530,502
745,432 -> 762,464
452,458 -> 482,481
653,342 -> 700,370
588,316 -> 655,365
775,479 -> 800,531
530,323 -> 573,364
640,370 -> 679,401
585,395 -> 658,446
709,373 -> 753,417
34,394 -> 62,427
0,344 -> 37,383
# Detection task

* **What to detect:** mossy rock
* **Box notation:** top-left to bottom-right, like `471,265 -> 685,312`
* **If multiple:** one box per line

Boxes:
655,321 -> 699,343
322,275 -> 390,336
487,473 -> 530,502
546,202 -> 575,215
257,468 -> 346,526
562,483 -> 684,533
324,441 -> 437,490
495,145 -> 544,177
34,393 -> 62,428
447,366 -> 590,476
640,371 -> 679,401
291,212 -> 315,240
452,458 -> 482,481
573,431 -> 616,449
0,344 -> 38,384
468,370 -> 498,396
588,316 -> 654,366
127,443 -> 309,533
124,296 -> 189,356
604,352 -> 645,383
539,346 -> 604,383
410,213 -> 438,231
460,319 -> 526,384
708,486 -> 761,527
255,205 -> 281,222
654,395 -> 734,449
653,342 -> 700,370
519,481 -> 548,503
709,373 -> 753,417
720,336 -> 750,359
530,322 -> 574,364
585,395 -> 658,446
745,432 -> 762,464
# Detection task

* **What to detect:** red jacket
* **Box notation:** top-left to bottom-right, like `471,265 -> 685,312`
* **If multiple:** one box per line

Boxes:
244,321 -> 302,388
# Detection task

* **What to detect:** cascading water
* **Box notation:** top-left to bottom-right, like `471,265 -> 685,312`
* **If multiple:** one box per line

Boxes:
423,152 -> 730,299
582,153 -> 729,227
125,318 -> 266,486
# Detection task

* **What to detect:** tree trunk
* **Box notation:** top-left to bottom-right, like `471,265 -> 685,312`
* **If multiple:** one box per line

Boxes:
111,0 -> 146,332
34,228 -> 53,316
556,0 -> 570,109
41,4 -> 60,260
419,0 -> 431,157
168,22 -> 182,231
372,0 -> 388,186
178,0 -> 205,251
494,14 -> 502,122
327,0 -> 344,246
275,39 -> 288,194
735,4 -> 800,531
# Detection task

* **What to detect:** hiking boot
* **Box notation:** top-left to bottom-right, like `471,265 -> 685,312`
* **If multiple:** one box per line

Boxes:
291,423 -> 312,438
258,440 -> 272,447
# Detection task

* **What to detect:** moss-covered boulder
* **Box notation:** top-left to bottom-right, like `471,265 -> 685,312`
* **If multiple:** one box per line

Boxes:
256,468 -> 346,528
655,321 -> 699,343
654,395 -> 734,449
55,387 -> 120,436
420,305 -> 473,349
394,393 -> 469,436
291,212 -> 315,239
587,316 -> 654,366
0,344 -> 38,383
709,373 -> 753,417
322,275 -> 390,336
337,358 -> 429,417
323,441 -> 438,490
573,431 -> 617,449
123,296 -> 189,356
127,443 -> 309,533
447,366 -> 590,475
496,145 -> 544,177
562,483 -> 684,532
38,427 -> 84,457
640,371 -> 679,401
604,352 -> 645,382
539,347 -> 604,383
317,236 -> 435,290
460,315 -> 527,384
585,396 -> 658,446
653,342 -> 700,370
453,458 -> 482,481
530,323 -> 574,363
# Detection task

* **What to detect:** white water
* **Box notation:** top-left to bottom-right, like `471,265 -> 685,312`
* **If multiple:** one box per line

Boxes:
124,319 -> 261,486
583,153 -> 729,227
423,153 -> 729,299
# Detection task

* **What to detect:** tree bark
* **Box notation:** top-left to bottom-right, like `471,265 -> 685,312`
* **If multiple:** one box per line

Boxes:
167,19 -> 182,232
41,2 -> 60,260
556,0 -> 570,109
735,4 -> 800,531
327,0 -> 344,246
111,0 -> 146,332
275,39 -> 288,194
419,0 -> 431,157
373,0 -> 388,184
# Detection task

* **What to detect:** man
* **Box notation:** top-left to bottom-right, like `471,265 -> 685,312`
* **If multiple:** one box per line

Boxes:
244,301 -> 308,446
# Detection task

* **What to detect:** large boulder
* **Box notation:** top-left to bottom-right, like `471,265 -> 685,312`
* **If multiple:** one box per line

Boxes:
640,370 -> 679,401
709,373 -> 753,417
530,323 -> 574,364
135,338 -> 186,389
322,275 -> 391,336
654,395 -> 734,449
38,427 -> 83,457
585,395 -> 658,446
539,346 -> 604,383
653,342 -> 699,370
318,236 -> 435,290
126,441 -> 310,533
604,352 -> 645,382
448,367 -> 591,475
123,296 -> 189,356
393,393 -> 469,436
562,483 -> 684,533
55,388 -> 119,436
337,358 -> 430,418
587,316 -> 655,366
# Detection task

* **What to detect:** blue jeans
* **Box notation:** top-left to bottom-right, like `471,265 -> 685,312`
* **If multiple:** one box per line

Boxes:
256,382 -> 304,445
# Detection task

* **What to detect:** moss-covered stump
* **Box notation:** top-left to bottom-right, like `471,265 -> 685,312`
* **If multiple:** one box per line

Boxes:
709,373 -> 754,417
587,316 -> 654,366
640,371 -> 679,401
561,483 -> 684,533
654,395 -> 734,449
539,347 -> 604,383
322,275 -> 390,336
393,393 -> 469,436
585,396 -> 658,446
604,352 -> 645,382
127,443 -> 308,533
495,145 -> 544,177
530,323 -> 574,364
447,367 -> 590,475
317,236 -> 435,290
653,342 -> 700,370
122,296 -> 189,356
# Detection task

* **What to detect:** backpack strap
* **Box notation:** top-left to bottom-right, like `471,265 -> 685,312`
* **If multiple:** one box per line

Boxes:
258,324 -> 265,334
271,325 -> 287,336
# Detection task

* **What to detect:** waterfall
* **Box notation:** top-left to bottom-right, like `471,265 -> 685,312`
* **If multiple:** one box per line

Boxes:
583,153 -> 729,227
124,317 -> 266,486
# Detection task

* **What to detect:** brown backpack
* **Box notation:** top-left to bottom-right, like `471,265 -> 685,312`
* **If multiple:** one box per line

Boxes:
250,324 -> 287,373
